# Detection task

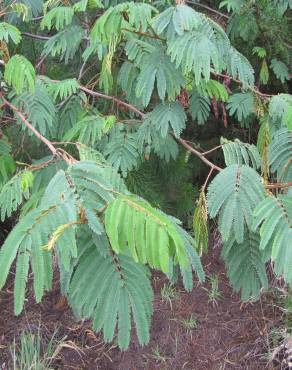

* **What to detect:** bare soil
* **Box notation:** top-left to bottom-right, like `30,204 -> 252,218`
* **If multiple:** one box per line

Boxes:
0,246 -> 281,370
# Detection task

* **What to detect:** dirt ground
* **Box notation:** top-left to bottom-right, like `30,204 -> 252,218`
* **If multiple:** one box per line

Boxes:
0,246 -> 282,370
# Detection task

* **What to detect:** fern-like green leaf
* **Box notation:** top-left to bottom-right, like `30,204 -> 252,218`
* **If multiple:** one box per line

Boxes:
42,26 -> 84,64
41,6 -> 74,31
253,194 -> 292,283
0,170 -> 33,221
0,22 -> 21,44
221,231 -> 268,301
12,80 -> 56,136
270,59 -> 290,83
150,102 -> 186,138
226,92 -> 254,121
4,55 -> 35,94
207,165 -> 265,243
189,90 -> 210,125
103,127 -> 140,176
221,138 -> 261,169
64,114 -> 105,146
45,78 -> 79,101
105,194 -> 189,273
135,46 -> 184,107
269,128 -> 292,182
69,243 -> 153,350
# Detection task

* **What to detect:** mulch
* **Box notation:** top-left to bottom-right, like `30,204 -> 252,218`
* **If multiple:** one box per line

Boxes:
0,246 -> 282,370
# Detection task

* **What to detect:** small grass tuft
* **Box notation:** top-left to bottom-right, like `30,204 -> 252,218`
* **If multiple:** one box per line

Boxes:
10,324 -> 63,370
203,274 -> 222,306
161,283 -> 178,310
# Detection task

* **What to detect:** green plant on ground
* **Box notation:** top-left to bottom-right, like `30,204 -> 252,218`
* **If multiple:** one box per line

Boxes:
181,314 -> 197,337
161,283 -> 178,310
0,0 -> 291,351
203,274 -> 222,306
10,325 -> 61,370
151,345 -> 168,363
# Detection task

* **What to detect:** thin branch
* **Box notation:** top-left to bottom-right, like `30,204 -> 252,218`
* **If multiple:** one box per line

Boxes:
265,182 -> 292,190
79,85 -> 146,118
202,145 -> 222,156
21,32 -> 50,41
0,0 -> 17,17
211,71 -> 274,98
121,28 -> 165,41
202,167 -> 214,192
177,137 -> 222,171
35,54 -> 48,70
186,0 -> 229,19
1,94 -> 58,157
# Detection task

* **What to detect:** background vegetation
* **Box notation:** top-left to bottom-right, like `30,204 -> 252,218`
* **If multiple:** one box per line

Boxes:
0,0 -> 291,365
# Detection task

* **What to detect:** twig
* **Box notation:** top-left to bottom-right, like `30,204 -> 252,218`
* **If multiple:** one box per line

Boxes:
0,0 -> 17,17
21,32 -> 50,41
121,28 -> 165,41
79,85 -> 146,118
202,145 -> 222,156
35,54 -> 48,70
202,167 -> 214,191
177,137 -> 222,171
265,182 -> 292,190
212,71 -> 274,98
186,0 -> 229,19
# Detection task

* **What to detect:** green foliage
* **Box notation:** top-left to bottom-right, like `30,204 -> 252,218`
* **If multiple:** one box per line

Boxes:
104,127 -> 140,176
69,242 -> 153,350
198,80 -> 229,102
135,46 -> 185,106
64,114 -> 105,146
270,59 -> 290,83
41,6 -> 74,31
226,92 -> 254,121
0,22 -> 21,44
105,194 -> 190,272
4,55 -> 35,94
45,78 -> 79,100
12,80 -> 56,136
42,26 -> 84,63
269,128 -> 292,182
253,194 -> 292,283
189,90 -> 210,125
207,165 -> 265,243
149,102 -> 186,138
221,231 -> 268,301
0,170 -> 33,221
221,138 -> 261,169
0,0 -> 292,351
